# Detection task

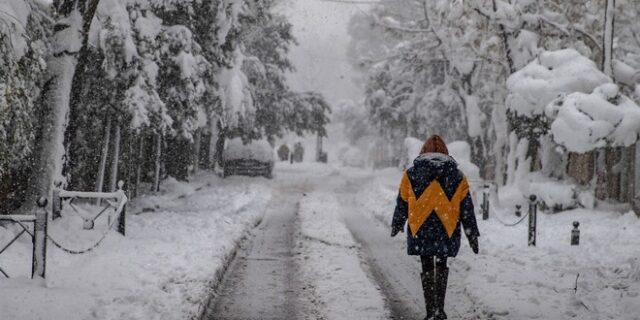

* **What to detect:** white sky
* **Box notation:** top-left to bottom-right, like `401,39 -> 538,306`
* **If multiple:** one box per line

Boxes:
278,0 -> 367,106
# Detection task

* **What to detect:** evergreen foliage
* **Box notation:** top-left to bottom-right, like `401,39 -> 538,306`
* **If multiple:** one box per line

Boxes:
0,0 -> 331,212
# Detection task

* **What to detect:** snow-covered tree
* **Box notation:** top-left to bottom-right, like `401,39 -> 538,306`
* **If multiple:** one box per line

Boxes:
20,0 -> 101,212
0,0 -> 49,212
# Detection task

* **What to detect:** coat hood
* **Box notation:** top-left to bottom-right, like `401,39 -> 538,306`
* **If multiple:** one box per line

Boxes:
412,152 -> 458,180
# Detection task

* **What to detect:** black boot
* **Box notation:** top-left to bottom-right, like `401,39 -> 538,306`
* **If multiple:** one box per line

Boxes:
434,265 -> 449,320
420,271 -> 436,320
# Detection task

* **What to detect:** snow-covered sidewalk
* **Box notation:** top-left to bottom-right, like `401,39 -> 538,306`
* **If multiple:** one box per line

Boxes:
356,167 -> 640,319
0,173 -> 272,320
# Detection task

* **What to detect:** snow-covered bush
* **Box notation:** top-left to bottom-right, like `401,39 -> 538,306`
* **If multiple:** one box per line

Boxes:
448,141 -> 480,182
546,83 -> 640,153
504,48 -> 640,210
509,48 -> 640,157
507,49 -> 611,118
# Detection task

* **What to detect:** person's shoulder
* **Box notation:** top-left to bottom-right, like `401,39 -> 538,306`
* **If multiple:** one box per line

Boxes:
404,163 -> 418,177
453,168 -> 467,181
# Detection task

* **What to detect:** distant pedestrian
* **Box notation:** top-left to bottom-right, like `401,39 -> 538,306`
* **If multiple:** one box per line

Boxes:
391,134 -> 480,320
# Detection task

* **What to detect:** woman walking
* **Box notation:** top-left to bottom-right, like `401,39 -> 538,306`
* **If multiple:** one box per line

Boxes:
391,135 -> 480,320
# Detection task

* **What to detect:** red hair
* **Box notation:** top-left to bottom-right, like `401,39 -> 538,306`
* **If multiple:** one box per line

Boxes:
420,134 -> 448,155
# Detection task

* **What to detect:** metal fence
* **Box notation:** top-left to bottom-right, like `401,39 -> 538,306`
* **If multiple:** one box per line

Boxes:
0,181 -> 128,279
0,197 -> 48,279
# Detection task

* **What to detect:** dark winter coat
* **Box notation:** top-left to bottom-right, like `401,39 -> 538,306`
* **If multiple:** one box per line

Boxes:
391,153 -> 480,257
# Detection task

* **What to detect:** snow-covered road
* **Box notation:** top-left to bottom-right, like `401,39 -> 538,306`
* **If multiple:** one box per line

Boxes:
204,162 -> 640,320
203,164 -> 391,319
203,163 -> 457,319
202,190 -> 314,319
3,163 -> 639,319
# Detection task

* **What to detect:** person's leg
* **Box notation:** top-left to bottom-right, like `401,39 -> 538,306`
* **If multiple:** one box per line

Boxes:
420,256 -> 436,319
434,256 -> 449,319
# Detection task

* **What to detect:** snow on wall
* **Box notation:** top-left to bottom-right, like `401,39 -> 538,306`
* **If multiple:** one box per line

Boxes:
506,49 -> 611,117
546,83 -> 640,153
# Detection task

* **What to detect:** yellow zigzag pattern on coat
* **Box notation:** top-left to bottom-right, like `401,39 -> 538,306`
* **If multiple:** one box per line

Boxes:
400,172 -> 469,238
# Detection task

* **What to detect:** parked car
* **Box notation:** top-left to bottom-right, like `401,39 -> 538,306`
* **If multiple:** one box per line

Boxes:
222,138 -> 275,179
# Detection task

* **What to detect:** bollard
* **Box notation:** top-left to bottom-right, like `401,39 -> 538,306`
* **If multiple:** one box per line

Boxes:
515,204 -> 522,217
528,194 -> 537,246
571,221 -> 580,246
32,197 -> 48,279
52,181 -> 62,220
482,184 -> 490,220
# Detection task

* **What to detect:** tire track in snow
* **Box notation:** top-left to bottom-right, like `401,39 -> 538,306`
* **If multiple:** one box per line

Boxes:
202,191 -> 319,319
296,190 -> 389,319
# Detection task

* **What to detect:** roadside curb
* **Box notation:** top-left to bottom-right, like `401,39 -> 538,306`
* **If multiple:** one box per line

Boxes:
192,203 -> 266,320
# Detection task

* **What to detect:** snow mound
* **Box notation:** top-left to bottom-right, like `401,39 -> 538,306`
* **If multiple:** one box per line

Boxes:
529,178 -> 577,210
224,138 -> 274,163
546,83 -> 640,153
507,49 -> 611,117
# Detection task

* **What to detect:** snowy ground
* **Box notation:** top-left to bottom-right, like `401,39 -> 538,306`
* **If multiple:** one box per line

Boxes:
297,181 -> 388,319
2,163 -> 640,319
357,167 -> 640,319
0,172 -> 272,320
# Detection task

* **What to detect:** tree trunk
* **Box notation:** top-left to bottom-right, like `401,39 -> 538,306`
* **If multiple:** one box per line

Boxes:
215,127 -> 227,169
602,0 -> 615,78
209,119 -> 221,171
109,122 -> 121,192
126,131 -> 134,199
20,0 -> 101,213
316,134 -> 322,162
492,0 -> 515,74
633,143 -> 640,215
208,120 -> 226,173
94,116 -> 111,204
619,145 -> 633,203
193,128 -> 202,175
153,133 -> 162,192
134,134 -> 144,198
595,149 -> 608,200
566,152 -> 594,186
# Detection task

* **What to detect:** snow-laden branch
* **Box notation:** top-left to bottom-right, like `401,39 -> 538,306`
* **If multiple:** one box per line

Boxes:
535,12 -> 602,55
613,59 -> 640,88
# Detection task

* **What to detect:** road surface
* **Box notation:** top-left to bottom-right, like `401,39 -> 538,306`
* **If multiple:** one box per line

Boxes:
202,165 -> 477,319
